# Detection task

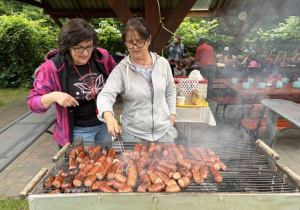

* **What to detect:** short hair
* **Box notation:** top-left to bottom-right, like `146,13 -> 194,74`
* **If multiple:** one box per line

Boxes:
122,15 -> 150,43
198,38 -> 207,45
58,19 -> 98,66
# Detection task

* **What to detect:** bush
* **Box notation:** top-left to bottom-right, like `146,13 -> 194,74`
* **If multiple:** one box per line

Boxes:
0,15 -> 57,88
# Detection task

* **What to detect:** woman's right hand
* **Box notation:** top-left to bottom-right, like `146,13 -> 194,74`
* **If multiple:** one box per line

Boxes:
41,91 -> 79,109
103,111 -> 121,137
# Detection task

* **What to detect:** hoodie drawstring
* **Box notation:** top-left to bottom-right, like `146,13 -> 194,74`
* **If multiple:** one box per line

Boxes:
126,64 -> 131,90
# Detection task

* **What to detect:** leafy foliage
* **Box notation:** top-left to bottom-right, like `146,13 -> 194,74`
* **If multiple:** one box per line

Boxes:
0,15 -> 57,88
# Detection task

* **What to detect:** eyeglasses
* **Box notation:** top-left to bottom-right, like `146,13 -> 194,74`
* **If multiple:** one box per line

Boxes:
124,41 -> 146,49
72,46 -> 95,53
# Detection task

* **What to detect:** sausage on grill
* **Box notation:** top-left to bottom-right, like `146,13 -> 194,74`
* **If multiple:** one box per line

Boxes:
43,174 -> 54,188
148,183 -> 165,192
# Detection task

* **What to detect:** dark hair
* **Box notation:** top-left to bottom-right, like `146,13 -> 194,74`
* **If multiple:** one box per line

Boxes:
175,59 -> 186,70
58,18 -> 98,65
198,38 -> 207,45
122,15 -> 150,43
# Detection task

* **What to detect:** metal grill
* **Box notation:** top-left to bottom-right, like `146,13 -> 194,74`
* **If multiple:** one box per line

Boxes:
35,137 -> 297,194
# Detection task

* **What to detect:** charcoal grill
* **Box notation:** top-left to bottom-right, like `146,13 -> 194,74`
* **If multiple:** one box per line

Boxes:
26,136 -> 300,210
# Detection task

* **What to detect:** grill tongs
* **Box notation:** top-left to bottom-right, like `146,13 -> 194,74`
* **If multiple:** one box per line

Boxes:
115,133 -> 132,174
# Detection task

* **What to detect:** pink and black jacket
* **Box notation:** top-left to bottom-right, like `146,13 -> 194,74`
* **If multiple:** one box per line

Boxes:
27,48 -> 116,146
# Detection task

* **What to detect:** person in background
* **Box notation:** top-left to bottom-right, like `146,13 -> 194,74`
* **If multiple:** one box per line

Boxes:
242,49 -> 250,64
248,53 -> 261,68
290,49 -> 300,66
165,34 -> 189,75
97,15 -> 176,143
27,19 -> 116,147
259,51 -> 269,69
273,50 -> 287,75
174,59 -> 187,76
187,57 -> 198,69
223,47 -> 232,61
215,54 -> 225,67
194,38 -> 217,100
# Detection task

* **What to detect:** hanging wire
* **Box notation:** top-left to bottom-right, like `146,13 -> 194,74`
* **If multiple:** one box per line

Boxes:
156,0 -> 175,36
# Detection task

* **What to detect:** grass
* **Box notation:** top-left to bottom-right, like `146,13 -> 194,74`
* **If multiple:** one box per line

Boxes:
0,197 -> 29,210
0,88 -> 30,109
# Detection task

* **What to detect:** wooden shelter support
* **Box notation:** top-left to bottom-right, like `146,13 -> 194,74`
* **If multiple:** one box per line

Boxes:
218,9 -> 260,54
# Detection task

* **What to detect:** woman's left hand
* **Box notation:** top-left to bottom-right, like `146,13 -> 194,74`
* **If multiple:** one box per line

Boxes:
170,114 -> 176,126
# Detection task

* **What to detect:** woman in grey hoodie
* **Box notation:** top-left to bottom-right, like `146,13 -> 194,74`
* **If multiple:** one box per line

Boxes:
97,15 -> 176,142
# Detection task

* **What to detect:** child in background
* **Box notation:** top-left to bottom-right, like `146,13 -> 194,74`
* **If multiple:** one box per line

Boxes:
174,59 -> 187,76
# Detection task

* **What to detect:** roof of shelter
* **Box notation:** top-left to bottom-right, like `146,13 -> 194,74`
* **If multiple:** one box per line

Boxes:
15,0 -> 299,20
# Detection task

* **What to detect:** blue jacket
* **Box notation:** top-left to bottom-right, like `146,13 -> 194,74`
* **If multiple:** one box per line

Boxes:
167,42 -> 185,60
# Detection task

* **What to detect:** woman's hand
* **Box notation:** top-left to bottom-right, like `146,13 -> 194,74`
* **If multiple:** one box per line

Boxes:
103,111 -> 121,137
170,114 -> 176,126
41,92 -> 79,109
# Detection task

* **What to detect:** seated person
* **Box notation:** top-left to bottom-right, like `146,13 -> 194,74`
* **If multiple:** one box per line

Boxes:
215,54 -> 225,67
187,57 -> 198,69
174,59 -> 187,76
248,53 -> 261,68
273,50 -> 288,75
290,49 -> 300,66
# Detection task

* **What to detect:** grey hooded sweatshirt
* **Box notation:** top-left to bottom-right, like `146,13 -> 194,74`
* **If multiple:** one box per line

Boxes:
97,52 -> 176,141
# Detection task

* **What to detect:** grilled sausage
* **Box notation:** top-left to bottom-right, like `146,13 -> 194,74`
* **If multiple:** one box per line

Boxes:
113,180 -> 126,190
127,165 -> 138,188
140,174 -> 151,184
191,163 -> 201,173
178,176 -> 190,189
137,182 -> 151,192
158,160 -> 177,172
74,145 -> 84,155
61,174 -> 75,190
114,172 -> 128,183
146,160 -> 157,175
92,181 -> 107,191
43,174 -> 54,188
101,146 -> 109,156
136,162 -> 146,177
133,143 -> 142,160
173,148 -> 184,159
76,151 -> 86,163
217,160 -> 227,171
107,162 -> 119,180
140,145 -> 148,157
154,143 -> 163,152
205,161 -> 221,171
69,149 -> 76,160
165,183 -> 181,192
192,171 -> 203,185
73,174 -> 85,187
200,166 -> 209,179
210,168 -> 223,183
106,179 -> 116,186
178,167 -> 192,179
118,185 -> 133,192
95,155 -> 107,166
154,169 -> 169,183
96,160 -> 111,180
148,142 -> 155,153
52,171 -> 64,189
149,173 -> 163,184
188,148 -> 202,160
78,163 -> 93,177
107,148 -> 116,163
84,175 -> 97,187
156,165 -> 173,178
172,172 -> 181,180
177,159 -> 192,170
87,164 -> 101,177
148,183 -> 165,192
79,156 -> 90,169
68,157 -> 78,170
98,183 -> 116,192
165,179 -> 177,187
49,189 -> 61,194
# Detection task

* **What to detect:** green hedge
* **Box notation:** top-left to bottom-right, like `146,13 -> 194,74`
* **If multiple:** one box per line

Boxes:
0,15 -> 57,88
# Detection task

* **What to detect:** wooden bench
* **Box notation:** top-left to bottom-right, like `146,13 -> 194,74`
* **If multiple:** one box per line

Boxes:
0,107 -> 56,173
239,104 -> 294,139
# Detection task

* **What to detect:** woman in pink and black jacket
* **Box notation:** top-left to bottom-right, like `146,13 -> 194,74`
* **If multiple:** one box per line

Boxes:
27,19 -> 116,146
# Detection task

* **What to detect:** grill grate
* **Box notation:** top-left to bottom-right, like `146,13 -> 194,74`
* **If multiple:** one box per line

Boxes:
39,138 -> 297,194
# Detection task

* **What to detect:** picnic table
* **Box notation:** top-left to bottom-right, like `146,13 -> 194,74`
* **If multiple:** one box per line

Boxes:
257,99 -> 300,147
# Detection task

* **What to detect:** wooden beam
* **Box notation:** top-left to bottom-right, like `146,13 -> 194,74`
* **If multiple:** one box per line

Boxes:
218,10 -> 235,36
152,0 -> 197,53
14,0 -> 43,8
145,0 -> 160,51
49,14 -> 63,28
187,10 -> 217,18
105,0 -> 132,25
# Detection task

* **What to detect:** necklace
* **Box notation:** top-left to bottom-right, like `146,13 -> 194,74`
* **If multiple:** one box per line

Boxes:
131,53 -> 151,66
72,61 -> 98,115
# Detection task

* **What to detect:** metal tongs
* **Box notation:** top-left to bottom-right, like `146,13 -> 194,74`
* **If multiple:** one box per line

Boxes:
115,133 -> 132,174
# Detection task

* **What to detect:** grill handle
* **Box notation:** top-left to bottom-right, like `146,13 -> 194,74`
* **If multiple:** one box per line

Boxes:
19,168 -> 48,199
52,142 -> 71,163
256,139 -> 280,160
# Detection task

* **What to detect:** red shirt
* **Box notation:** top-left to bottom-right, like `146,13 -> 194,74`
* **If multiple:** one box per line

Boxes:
194,43 -> 217,67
